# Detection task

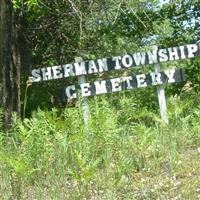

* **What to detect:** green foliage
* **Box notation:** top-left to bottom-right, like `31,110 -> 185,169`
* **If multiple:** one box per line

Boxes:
1,90 -> 200,199
0,108 -> 3,132
3,0 -> 200,198
16,0 -> 200,110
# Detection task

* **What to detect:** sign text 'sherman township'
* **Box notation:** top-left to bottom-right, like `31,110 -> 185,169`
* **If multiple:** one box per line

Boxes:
62,69 -> 185,99
32,43 -> 199,82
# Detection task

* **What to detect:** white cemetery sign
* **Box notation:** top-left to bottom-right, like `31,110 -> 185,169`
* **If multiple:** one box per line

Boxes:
31,43 -> 199,82
30,42 -> 200,123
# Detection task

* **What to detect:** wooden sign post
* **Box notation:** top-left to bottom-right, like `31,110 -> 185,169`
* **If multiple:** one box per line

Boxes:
154,63 -> 169,124
75,57 -> 90,126
151,45 -> 168,124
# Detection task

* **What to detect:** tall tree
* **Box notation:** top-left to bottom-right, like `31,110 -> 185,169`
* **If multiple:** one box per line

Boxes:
0,0 -> 21,130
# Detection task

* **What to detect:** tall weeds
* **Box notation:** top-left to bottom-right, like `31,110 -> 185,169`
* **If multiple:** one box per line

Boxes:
0,91 -> 199,199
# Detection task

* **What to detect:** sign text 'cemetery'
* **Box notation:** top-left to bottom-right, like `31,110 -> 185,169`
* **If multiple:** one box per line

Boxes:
62,69 -> 185,99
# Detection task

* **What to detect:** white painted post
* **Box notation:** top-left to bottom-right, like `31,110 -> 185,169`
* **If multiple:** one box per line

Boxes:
75,57 -> 90,125
154,63 -> 169,124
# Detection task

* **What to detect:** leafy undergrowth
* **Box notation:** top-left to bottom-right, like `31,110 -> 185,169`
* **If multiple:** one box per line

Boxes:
7,147 -> 199,200
0,92 -> 200,199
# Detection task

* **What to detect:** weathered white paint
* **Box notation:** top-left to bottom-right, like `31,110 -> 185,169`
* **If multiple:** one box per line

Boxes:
154,63 -> 168,124
76,57 -> 90,125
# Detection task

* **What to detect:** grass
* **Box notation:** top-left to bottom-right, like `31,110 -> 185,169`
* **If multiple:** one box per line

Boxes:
0,90 -> 200,199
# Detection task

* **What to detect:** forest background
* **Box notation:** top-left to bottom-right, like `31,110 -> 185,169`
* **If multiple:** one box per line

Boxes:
0,0 -> 200,199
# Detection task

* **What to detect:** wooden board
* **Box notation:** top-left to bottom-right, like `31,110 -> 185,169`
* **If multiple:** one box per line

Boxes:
31,43 -> 198,82
60,68 -> 186,99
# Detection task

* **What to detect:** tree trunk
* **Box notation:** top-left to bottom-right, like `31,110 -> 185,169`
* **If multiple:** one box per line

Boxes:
0,0 -> 21,130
